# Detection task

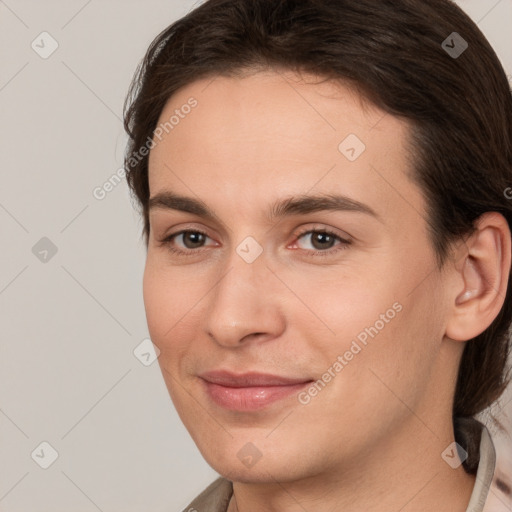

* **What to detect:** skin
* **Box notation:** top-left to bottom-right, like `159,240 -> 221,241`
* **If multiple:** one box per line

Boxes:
144,69 -> 511,512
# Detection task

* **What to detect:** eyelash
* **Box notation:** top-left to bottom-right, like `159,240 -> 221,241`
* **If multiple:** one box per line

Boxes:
158,227 -> 351,258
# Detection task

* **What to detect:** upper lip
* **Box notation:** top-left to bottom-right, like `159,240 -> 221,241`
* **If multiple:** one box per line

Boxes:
199,370 -> 313,388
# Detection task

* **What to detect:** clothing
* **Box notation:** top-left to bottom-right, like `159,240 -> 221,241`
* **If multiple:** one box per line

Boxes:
182,417 -> 512,512
183,477 -> 233,512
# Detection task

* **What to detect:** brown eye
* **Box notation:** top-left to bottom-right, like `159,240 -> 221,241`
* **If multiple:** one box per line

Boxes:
296,230 -> 349,251
159,229 -> 215,256
180,231 -> 207,249
309,232 -> 337,250
293,228 -> 352,258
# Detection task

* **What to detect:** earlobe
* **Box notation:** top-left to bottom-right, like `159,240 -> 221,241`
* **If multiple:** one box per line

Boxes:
445,212 -> 511,342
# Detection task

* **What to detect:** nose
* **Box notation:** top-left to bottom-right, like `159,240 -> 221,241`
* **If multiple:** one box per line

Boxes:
203,247 -> 286,348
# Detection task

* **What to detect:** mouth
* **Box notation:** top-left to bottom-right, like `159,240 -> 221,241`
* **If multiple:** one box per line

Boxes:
199,370 -> 314,411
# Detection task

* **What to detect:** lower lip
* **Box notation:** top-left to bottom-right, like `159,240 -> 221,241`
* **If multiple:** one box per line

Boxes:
202,380 -> 311,411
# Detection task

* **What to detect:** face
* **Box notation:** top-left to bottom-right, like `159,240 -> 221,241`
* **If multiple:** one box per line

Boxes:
144,70 -> 454,484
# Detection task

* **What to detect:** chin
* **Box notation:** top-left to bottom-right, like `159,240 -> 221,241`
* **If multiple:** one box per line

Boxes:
200,443 -> 312,485
213,463 -> 297,484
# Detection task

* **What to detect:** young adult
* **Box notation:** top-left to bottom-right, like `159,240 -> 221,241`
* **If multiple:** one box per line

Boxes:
123,1 -> 512,510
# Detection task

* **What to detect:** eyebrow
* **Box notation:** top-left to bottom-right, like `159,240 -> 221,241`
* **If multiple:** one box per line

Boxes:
148,191 -> 381,224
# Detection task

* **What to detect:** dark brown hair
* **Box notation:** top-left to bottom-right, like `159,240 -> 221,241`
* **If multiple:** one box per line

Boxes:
123,0 -> 512,470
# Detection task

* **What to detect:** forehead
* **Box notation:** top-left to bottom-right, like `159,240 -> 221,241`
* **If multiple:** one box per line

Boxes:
147,70 -> 427,235
150,70 -> 389,167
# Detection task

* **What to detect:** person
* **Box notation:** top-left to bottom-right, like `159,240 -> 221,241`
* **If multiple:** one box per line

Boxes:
122,0 -> 512,510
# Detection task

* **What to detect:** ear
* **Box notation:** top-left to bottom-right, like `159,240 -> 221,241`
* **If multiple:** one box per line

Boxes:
445,212 -> 511,342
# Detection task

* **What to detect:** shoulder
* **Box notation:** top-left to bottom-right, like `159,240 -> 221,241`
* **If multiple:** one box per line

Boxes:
481,417 -> 512,512
182,477 -> 233,512
457,415 -> 512,512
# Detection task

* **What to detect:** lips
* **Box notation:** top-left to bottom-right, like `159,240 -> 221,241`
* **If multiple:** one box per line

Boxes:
199,370 -> 312,387
199,370 -> 313,411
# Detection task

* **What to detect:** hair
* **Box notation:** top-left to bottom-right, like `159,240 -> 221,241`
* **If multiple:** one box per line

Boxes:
123,0 -> 512,472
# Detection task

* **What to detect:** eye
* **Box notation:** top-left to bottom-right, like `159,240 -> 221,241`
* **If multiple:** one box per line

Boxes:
292,227 -> 352,256
158,229 -> 217,256
157,226 -> 352,258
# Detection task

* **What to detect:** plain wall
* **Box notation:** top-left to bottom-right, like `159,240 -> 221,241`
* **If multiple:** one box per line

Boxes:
1,1 -> 511,510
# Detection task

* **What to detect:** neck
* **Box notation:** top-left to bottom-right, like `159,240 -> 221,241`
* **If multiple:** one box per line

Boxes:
226,417 -> 477,512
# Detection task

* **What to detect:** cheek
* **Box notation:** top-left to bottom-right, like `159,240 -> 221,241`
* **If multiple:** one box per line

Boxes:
143,260 -> 189,350
142,258 -> 211,372
295,260 -> 437,394
341,278 -> 443,411
143,258 -> 192,329
280,263 -> 397,340
142,262 -> 168,339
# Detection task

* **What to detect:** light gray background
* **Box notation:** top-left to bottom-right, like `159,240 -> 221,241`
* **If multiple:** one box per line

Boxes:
1,1 -> 511,511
